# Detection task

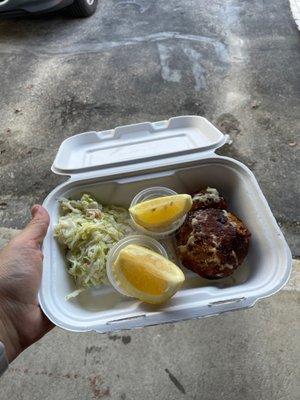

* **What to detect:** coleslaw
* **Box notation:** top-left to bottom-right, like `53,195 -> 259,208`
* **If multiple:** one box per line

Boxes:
54,194 -> 133,299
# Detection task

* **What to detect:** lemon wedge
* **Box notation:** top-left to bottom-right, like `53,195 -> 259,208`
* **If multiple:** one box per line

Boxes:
112,244 -> 185,304
129,194 -> 192,230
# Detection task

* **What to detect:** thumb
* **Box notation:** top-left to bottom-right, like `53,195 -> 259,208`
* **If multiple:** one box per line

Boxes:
17,205 -> 50,247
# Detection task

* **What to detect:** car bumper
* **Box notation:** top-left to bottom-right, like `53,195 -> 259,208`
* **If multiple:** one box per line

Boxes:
0,0 -> 72,14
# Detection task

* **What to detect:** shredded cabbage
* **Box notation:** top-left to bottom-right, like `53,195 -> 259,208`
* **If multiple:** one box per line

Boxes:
54,194 -> 133,299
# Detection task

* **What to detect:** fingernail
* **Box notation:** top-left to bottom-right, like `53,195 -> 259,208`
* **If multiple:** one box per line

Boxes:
31,205 -> 40,217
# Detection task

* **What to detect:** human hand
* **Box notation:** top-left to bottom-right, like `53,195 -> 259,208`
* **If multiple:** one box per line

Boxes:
0,205 -> 53,362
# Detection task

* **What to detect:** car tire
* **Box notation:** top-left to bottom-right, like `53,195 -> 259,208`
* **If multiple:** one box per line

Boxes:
67,0 -> 98,17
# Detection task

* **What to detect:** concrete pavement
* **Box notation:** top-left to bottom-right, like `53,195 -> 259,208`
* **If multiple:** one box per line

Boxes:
1,289 -> 299,400
0,224 -> 299,400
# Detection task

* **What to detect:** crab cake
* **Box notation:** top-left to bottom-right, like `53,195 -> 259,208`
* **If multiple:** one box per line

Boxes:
176,203 -> 250,279
191,187 -> 227,211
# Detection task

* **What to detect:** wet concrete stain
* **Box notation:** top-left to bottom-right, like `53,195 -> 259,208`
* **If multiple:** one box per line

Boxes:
216,113 -> 241,135
84,346 -> 102,366
108,334 -> 121,341
182,99 -> 207,116
0,139 -> 44,167
256,112 -> 275,131
85,346 -> 102,355
165,368 -> 186,394
121,336 -> 131,345
218,143 -> 257,169
58,98 -> 139,126
108,334 -> 131,344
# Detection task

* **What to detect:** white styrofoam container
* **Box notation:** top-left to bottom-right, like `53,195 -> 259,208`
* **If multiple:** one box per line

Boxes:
39,116 -> 292,333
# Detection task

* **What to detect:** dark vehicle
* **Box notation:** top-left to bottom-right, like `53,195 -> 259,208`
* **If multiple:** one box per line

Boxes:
0,0 -> 98,18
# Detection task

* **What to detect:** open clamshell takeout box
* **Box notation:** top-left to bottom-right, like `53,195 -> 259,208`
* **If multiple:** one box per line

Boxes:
39,116 -> 292,332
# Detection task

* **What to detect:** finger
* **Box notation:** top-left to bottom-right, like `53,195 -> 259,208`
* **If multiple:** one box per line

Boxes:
17,205 -> 50,247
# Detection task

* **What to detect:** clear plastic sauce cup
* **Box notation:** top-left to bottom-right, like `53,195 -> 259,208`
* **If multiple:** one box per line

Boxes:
106,235 -> 168,297
129,187 -> 187,238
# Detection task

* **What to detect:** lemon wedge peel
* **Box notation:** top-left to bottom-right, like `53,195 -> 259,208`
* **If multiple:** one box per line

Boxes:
129,194 -> 192,230
112,244 -> 185,304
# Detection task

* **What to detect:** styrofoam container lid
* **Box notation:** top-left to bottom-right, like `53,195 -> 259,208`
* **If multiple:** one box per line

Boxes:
51,116 -> 229,177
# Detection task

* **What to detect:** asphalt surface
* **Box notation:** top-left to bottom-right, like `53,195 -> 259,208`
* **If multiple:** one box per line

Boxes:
0,0 -> 299,255
0,1 -> 299,399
